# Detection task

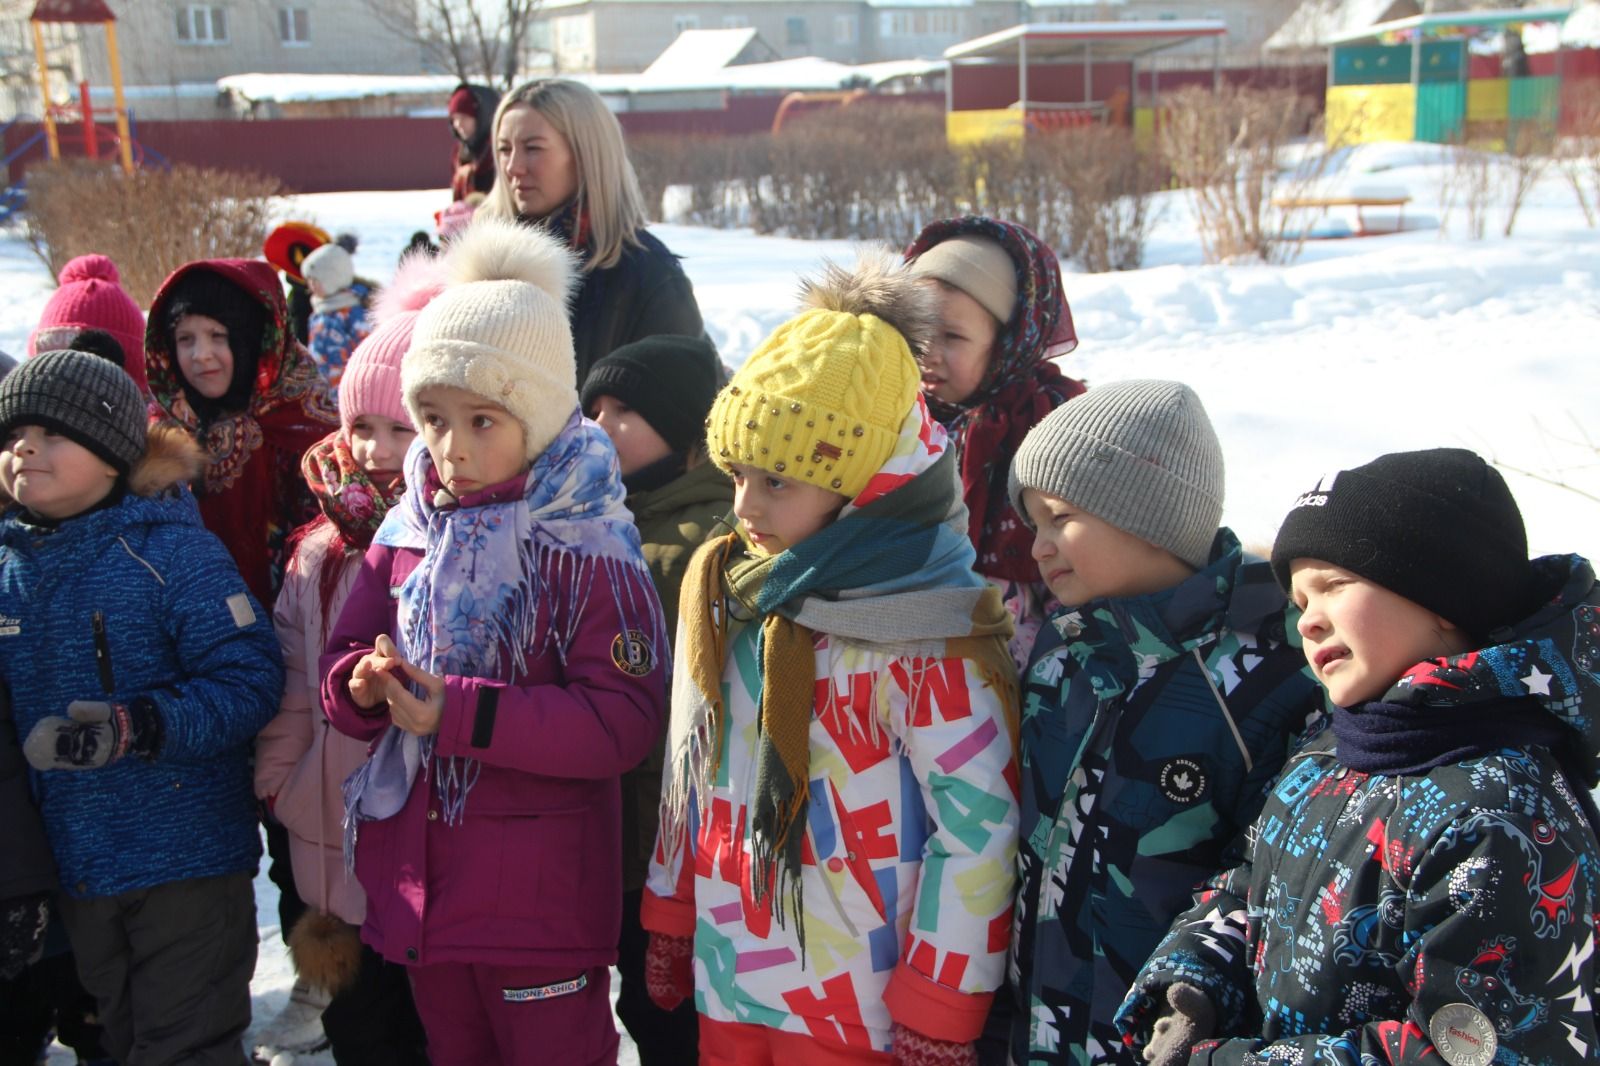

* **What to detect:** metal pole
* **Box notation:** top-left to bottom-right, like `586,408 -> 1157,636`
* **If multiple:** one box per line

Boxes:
1212,34 -> 1221,91
105,20 -> 135,173
1019,33 -> 1028,112
1084,41 -> 1091,105
31,20 -> 59,161
1152,62 -> 1160,136
79,80 -> 97,160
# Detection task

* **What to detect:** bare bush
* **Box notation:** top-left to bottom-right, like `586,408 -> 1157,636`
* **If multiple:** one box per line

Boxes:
1443,142 -> 1498,240
1501,121 -> 1556,237
1054,125 -> 1162,273
24,161 -> 282,306
1560,94 -> 1600,228
1156,84 -> 1327,263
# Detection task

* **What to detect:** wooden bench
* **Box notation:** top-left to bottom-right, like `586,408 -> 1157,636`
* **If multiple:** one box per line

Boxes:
1272,194 -> 1411,237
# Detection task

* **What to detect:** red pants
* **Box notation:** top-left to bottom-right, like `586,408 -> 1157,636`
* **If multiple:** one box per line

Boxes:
408,962 -> 617,1066
699,1017 -> 892,1065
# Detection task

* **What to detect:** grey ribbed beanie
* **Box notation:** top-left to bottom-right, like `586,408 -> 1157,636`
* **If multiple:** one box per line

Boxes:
0,349 -> 146,473
1008,379 -> 1224,569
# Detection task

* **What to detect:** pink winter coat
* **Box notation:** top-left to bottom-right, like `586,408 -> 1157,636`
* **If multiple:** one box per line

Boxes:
319,540 -> 667,971
254,522 -> 370,925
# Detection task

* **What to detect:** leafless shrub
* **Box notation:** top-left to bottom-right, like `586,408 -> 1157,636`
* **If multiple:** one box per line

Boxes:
24,160 -> 281,305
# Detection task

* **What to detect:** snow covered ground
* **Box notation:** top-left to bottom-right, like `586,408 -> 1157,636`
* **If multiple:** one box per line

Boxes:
5,139 -> 1595,1063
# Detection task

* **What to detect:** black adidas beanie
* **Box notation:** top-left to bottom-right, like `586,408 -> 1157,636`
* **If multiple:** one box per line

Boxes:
1270,448 -> 1535,641
580,334 -> 721,455
0,349 -> 147,473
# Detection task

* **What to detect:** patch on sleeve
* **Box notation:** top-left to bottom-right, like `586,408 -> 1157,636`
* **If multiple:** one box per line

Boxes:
226,593 -> 257,629
611,629 -> 655,676
1429,1003 -> 1497,1066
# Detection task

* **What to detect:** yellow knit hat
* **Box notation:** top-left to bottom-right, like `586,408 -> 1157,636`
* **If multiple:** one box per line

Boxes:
707,251 -> 934,498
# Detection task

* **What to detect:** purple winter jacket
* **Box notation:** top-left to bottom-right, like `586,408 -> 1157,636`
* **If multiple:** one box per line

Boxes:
319,534 -> 667,971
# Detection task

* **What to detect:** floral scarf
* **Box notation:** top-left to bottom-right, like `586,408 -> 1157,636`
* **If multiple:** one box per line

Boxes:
292,430 -> 406,631
905,217 -> 1086,582
343,413 -> 665,842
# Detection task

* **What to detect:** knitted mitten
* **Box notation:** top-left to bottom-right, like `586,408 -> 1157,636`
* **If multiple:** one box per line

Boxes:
1143,983 -> 1216,1066
644,932 -> 694,1011
891,1023 -> 978,1066
23,699 -> 162,770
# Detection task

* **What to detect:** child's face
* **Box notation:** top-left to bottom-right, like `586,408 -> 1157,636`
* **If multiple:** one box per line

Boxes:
588,395 -> 673,477
1289,559 -> 1471,708
347,414 -> 417,478
919,280 -> 999,406
728,462 -> 847,556
307,278 -> 328,299
173,313 -> 235,399
1,425 -> 118,520
1022,488 -> 1196,607
415,385 -> 528,495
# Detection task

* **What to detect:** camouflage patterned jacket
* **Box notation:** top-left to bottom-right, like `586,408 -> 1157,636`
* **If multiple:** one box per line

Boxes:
1114,556 -> 1600,1066
1010,529 -> 1325,1065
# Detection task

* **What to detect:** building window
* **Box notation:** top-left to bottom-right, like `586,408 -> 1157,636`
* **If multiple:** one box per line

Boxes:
879,11 -> 913,37
722,14 -> 748,28
278,7 -> 310,45
928,11 -> 961,34
673,13 -> 700,34
785,16 -> 808,45
834,14 -> 858,43
176,4 -> 228,44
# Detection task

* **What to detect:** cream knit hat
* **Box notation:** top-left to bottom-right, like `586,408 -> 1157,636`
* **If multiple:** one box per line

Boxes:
402,216 -> 580,461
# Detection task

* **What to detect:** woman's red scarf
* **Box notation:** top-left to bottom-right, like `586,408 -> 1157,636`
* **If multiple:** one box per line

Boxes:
906,217 -> 1086,583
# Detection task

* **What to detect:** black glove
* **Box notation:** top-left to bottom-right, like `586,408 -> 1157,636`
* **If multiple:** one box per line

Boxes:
0,891 -> 51,980
1144,983 -> 1216,1066
23,698 -> 163,770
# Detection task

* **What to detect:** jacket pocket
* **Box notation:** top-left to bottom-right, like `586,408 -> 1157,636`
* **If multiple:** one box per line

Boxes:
493,806 -> 589,921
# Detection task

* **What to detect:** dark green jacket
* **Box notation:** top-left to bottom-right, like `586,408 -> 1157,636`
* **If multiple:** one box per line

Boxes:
620,461 -> 733,891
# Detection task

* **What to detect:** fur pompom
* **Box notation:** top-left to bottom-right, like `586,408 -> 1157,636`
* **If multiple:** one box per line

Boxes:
287,910 -> 363,997
798,246 -> 939,356
373,251 -> 447,324
440,215 -> 578,306
129,423 -> 204,497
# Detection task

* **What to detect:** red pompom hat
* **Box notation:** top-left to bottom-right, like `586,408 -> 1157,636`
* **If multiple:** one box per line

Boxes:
28,254 -> 148,394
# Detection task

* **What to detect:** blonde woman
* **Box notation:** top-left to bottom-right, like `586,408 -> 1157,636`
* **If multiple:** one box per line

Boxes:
483,78 -> 707,384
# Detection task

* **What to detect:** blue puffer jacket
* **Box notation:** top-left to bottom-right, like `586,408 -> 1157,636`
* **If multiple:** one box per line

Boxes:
0,427 -> 284,898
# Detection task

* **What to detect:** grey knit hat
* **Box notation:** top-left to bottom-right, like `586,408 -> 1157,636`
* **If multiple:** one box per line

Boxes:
0,349 -> 147,473
1008,379 -> 1224,569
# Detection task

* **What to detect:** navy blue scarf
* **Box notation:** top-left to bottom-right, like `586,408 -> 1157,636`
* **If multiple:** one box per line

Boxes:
1333,696 -> 1569,776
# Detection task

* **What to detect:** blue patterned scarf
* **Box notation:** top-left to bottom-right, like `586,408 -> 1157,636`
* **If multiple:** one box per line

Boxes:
343,412 -> 665,852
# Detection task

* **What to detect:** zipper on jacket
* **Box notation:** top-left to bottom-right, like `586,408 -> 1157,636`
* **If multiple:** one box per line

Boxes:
92,611 -> 115,694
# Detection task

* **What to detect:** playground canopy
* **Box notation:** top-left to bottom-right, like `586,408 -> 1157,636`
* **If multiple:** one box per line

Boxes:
942,20 -> 1228,142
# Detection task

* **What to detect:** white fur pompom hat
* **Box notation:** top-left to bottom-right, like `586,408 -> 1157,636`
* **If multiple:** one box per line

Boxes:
402,215 -> 580,461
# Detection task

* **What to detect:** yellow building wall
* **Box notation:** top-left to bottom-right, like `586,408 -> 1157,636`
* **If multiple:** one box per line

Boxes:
947,109 -> 1023,147
1325,84 -> 1416,146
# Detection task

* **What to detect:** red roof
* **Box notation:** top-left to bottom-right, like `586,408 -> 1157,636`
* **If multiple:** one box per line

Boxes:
31,0 -> 116,24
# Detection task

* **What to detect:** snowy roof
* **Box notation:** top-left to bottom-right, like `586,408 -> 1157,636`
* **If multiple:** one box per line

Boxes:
945,20 -> 1227,61
1323,5 -> 1573,44
85,81 -> 220,101
1562,0 -> 1600,45
644,28 -> 776,76
1264,0 -> 1415,51
588,54 -> 941,94
216,73 -> 460,104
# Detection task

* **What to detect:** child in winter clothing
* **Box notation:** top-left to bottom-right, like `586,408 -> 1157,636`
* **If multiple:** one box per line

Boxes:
146,257 -> 339,610
319,216 -> 668,1066
28,254 -> 148,393
253,256 -> 442,1064
905,218 -> 1086,670
303,240 -> 375,392
0,349 -> 284,1064
1116,448 -> 1600,1066
642,252 -> 1021,1064
264,220 -> 334,346
1004,381 -> 1325,1066
582,332 -> 732,1065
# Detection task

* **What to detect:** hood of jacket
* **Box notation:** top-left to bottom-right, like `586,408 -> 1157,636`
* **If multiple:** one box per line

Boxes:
0,423 -> 205,547
1382,554 -> 1600,785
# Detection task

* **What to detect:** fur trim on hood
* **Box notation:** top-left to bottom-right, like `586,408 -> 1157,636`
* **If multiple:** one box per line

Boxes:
129,423 -> 205,497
